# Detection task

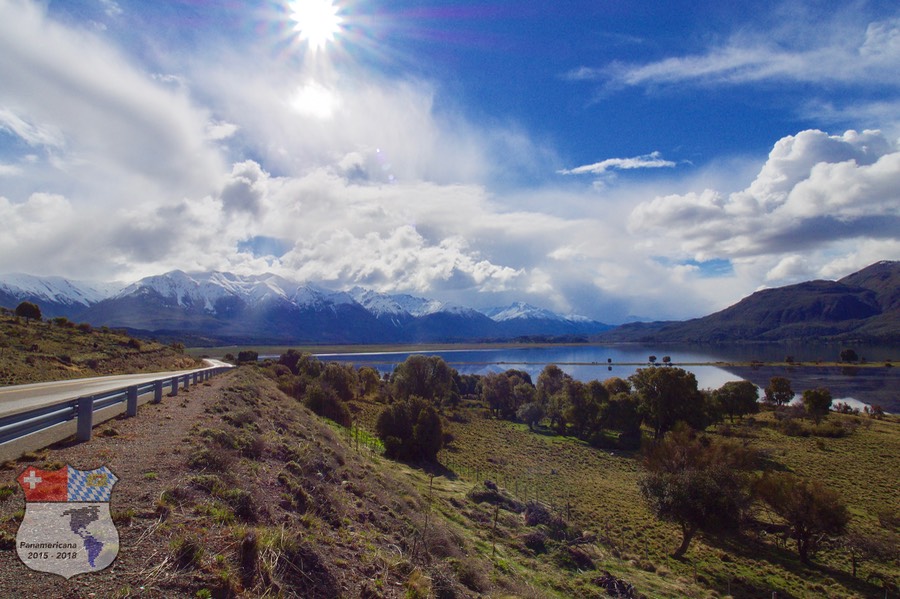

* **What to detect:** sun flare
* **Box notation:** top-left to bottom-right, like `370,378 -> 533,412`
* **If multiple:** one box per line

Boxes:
289,0 -> 343,52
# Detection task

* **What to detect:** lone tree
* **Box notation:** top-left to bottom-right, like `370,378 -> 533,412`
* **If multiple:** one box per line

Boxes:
639,425 -> 756,558
714,380 -> 760,422
15,301 -> 42,321
764,376 -> 794,406
755,472 -> 850,564
802,387 -> 833,424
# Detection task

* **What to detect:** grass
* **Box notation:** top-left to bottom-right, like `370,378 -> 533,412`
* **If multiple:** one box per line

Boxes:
0,312 -> 198,385
349,396 -> 899,598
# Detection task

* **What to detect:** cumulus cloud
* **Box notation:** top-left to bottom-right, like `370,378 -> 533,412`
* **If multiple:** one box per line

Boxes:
628,129 -> 900,284
557,151 -> 676,176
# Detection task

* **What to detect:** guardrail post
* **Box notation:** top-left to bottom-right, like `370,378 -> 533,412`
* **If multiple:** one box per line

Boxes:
76,396 -> 93,442
126,386 -> 138,417
183,375 -> 190,391
193,372 -> 199,384
153,380 -> 163,404
170,376 -> 179,397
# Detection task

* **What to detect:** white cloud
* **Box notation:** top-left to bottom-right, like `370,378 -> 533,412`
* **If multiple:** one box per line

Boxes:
557,151 -> 676,176
628,129 -> 900,286
0,0 -> 224,203
578,16 -> 900,89
0,163 -> 22,177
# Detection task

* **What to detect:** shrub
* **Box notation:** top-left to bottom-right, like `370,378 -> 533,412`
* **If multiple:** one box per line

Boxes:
237,350 -> 259,364
303,383 -> 351,427
171,534 -> 205,569
376,396 -> 443,461
77,322 -> 93,333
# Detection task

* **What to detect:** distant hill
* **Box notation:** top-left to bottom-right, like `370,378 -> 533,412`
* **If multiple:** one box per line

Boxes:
0,271 -> 611,345
597,261 -> 900,344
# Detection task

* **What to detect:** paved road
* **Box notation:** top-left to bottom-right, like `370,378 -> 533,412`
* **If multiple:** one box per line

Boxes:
0,359 -> 231,418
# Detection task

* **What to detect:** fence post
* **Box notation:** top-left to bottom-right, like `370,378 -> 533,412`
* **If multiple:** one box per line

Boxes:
76,396 -> 94,442
153,380 -> 163,404
170,376 -> 179,396
126,386 -> 138,417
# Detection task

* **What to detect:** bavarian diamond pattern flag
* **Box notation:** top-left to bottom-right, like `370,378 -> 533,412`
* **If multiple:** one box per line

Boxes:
16,465 -> 120,578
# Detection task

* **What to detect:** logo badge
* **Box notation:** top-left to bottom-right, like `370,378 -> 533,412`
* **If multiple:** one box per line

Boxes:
16,465 -> 120,579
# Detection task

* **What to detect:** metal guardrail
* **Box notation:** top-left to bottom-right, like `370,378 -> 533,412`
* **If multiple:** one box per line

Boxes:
0,366 -> 232,455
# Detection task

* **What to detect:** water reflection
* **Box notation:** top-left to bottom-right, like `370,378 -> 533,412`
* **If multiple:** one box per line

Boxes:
318,344 -> 899,412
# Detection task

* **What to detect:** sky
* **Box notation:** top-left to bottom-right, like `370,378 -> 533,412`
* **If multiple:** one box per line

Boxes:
1,0 -> 899,323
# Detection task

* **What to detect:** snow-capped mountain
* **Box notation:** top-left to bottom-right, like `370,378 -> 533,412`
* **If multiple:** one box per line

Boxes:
0,273 -> 120,318
484,302 -> 568,322
0,271 -> 612,343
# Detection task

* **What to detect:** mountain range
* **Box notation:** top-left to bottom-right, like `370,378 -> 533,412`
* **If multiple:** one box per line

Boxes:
1,261 -> 897,345
0,271 -> 611,345
596,261 -> 899,344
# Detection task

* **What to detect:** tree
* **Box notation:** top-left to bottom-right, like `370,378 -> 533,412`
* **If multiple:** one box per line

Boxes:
802,387 -> 832,424
392,355 -> 454,403
15,301 -> 41,321
842,530 -> 898,578
630,367 -> 707,438
237,350 -> 259,364
376,396 -> 443,461
755,472 -> 850,564
764,376 -> 794,406
602,377 -> 631,396
639,426 -> 756,558
840,348 -> 859,363
358,366 -> 381,396
481,372 -> 513,418
648,355 -> 657,365
536,364 -> 570,404
517,402 -> 544,430
714,381 -> 760,422
322,362 -> 358,402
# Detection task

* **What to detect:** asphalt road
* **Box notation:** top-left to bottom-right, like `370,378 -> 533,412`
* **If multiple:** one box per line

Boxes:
0,359 -> 232,418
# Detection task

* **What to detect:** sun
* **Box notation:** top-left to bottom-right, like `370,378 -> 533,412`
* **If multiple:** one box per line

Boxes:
289,0 -> 343,52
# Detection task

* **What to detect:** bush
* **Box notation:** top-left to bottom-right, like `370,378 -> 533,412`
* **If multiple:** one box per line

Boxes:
376,396 -> 443,461
237,350 -> 259,364
303,383 -> 351,427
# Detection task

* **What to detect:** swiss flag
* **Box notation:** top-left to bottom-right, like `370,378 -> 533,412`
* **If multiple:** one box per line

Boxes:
17,467 -> 68,502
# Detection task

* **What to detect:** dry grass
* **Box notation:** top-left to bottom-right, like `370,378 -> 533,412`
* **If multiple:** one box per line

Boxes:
0,312 -> 198,385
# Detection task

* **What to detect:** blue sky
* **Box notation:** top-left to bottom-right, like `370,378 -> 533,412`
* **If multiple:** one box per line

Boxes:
1,0 -> 899,322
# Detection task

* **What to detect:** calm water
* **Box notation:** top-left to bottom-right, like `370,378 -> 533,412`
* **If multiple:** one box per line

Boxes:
317,344 -> 900,412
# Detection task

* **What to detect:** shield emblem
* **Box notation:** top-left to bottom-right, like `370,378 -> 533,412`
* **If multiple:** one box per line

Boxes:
15,465 -> 120,579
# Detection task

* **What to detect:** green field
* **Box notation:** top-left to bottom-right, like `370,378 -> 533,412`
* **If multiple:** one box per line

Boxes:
349,395 -> 899,598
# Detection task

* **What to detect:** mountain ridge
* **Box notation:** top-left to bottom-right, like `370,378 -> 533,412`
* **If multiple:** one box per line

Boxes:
0,270 -> 611,345
596,261 -> 899,344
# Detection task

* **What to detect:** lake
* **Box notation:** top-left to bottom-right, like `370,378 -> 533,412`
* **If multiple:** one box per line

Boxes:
316,344 -> 900,412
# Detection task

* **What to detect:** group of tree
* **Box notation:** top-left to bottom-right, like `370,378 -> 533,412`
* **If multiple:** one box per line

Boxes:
639,425 -> 852,564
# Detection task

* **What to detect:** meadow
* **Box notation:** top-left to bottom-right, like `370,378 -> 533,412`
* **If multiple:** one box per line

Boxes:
350,395 -> 900,598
